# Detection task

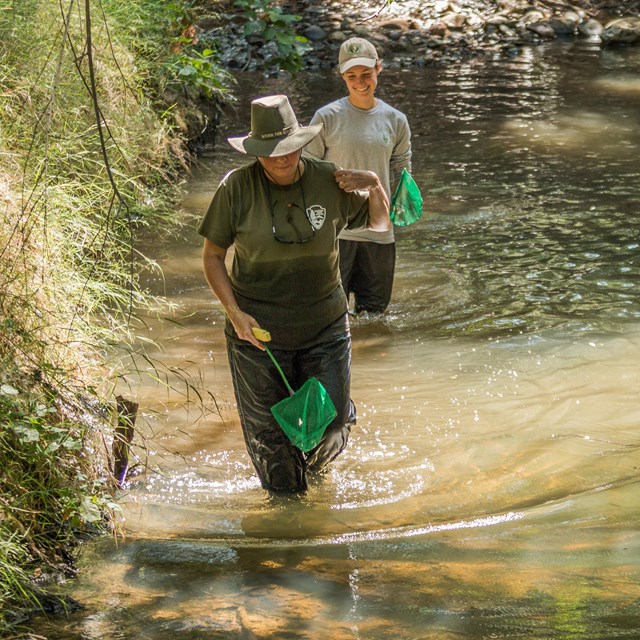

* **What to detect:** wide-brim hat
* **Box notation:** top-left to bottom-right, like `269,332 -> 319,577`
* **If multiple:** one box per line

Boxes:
228,95 -> 323,157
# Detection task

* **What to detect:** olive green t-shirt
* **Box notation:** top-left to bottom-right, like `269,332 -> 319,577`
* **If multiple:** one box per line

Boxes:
198,157 -> 370,347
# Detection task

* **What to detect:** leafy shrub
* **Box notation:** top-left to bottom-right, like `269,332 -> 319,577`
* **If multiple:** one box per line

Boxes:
233,0 -> 311,74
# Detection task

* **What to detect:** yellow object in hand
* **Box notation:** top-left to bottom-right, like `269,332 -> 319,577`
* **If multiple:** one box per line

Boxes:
251,327 -> 271,342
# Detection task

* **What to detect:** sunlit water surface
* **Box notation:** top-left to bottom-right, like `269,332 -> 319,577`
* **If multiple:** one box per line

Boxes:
32,42 -> 640,639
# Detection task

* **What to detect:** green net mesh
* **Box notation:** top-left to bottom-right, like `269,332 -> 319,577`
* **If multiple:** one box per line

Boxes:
390,168 -> 423,227
270,376 -> 337,452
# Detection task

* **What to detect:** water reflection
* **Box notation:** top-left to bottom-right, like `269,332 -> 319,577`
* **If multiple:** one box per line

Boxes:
31,42 -> 640,639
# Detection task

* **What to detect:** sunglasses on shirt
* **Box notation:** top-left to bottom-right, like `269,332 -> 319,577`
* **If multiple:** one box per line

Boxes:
269,200 -> 315,244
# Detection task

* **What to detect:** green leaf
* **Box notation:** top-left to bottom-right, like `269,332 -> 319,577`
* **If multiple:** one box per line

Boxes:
79,496 -> 102,524
65,439 -> 82,451
45,441 -> 61,454
267,9 -> 283,21
275,32 -> 296,45
178,66 -> 198,77
11,424 -> 40,443
273,12 -> 300,25
0,385 -> 19,396
244,19 -> 266,36
262,25 -> 276,40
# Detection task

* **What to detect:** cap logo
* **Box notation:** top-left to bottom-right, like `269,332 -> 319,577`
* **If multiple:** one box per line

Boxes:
347,42 -> 362,55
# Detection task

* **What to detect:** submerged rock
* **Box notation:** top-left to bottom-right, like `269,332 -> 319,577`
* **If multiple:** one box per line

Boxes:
601,17 -> 640,46
578,18 -> 605,38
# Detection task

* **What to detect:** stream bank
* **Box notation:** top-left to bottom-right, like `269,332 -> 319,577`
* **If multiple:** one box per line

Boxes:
204,0 -> 640,73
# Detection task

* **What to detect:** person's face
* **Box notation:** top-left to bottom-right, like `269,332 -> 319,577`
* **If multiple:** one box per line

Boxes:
341,63 -> 380,102
258,149 -> 302,184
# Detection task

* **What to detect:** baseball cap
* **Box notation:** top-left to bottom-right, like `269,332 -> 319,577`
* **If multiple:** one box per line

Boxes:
338,37 -> 379,73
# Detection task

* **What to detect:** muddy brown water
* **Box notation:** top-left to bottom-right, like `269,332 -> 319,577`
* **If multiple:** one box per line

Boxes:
31,41 -> 640,638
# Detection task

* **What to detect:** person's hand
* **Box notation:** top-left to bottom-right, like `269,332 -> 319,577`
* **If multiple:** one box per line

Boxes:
226,305 -> 265,350
335,169 -> 379,192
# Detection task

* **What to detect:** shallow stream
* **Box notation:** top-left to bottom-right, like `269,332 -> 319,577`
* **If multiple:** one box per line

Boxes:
32,41 -> 640,639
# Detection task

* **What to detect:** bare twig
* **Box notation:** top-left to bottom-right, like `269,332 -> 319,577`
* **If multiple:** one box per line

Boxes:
360,0 -> 390,22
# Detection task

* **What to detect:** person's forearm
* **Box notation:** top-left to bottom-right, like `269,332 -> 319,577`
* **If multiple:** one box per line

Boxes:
202,240 -> 262,348
203,251 -> 239,317
367,178 -> 391,232
334,169 -> 390,231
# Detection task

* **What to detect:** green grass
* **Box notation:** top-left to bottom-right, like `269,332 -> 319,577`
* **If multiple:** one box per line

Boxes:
0,0 -> 233,631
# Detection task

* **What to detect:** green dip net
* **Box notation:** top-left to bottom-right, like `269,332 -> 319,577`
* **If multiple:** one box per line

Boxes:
390,168 -> 423,227
264,345 -> 337,453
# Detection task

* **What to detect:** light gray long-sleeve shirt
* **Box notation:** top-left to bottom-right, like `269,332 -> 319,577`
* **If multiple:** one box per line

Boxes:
306,96 -> 412,243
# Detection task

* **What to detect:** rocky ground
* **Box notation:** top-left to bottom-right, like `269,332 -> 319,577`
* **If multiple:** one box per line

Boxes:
206,0 -> 640,71
180,0 -> 640,146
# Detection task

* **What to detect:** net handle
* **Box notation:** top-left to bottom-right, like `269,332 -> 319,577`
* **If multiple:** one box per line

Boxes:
264,344 -> 295,396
